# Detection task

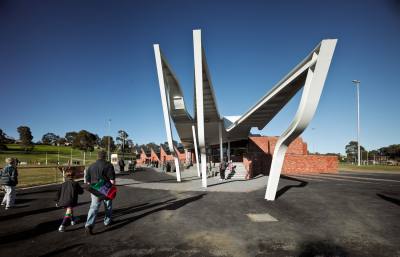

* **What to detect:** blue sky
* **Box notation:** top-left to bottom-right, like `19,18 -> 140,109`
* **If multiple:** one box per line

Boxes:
0,0 -> 399,154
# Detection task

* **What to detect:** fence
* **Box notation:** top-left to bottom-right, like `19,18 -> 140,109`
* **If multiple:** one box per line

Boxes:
15,165 -> 85,188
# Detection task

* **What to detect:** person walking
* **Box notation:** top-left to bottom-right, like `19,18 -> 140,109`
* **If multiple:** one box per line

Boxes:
118,158 -> 125,173
56,169 -> 84,232
85,151 -> 116,235
219,159 -> 227,181
1,157 -> 18,210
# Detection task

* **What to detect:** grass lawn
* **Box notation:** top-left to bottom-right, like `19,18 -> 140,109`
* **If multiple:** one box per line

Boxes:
339,163 -> 400,172
1,144 -> 136,188
0,144 -> 99,166
17,167 -> 64,188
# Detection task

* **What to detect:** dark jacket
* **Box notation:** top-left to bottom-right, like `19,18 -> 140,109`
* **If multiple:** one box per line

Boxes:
0,165 -> 18,186
56,180 -> 83,207
118,159 -> 125,167
85,159 -> 115,184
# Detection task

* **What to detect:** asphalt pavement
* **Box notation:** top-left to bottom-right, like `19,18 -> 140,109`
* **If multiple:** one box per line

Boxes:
0,169 -> 399,257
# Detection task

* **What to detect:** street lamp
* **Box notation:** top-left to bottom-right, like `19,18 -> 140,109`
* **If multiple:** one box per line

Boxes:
352,80 -> 361,166
107,119 -> 111,161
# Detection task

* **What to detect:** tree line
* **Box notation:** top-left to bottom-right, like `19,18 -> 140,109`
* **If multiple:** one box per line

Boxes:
345,141 -> 400,162
0,127 -> 136,154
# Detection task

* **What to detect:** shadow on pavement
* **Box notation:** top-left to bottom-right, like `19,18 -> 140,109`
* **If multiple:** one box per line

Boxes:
297,240 -> 348,257
207,178 -> 247,187
275,175 -> 308,200
0,214 -> 87,244
14,188 -> 59,196
14,198 -> 36,204
0,201 -> 90,222
38,243 -> 85,257
377,193 -> 400,206
97,193 -> 206,234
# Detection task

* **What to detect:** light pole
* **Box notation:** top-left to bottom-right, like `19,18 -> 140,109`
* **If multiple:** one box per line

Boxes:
107,119 -> 111,161
352,80 -> 361,166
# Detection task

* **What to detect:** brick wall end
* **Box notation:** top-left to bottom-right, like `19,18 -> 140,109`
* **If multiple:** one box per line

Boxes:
282,155 -> 338,174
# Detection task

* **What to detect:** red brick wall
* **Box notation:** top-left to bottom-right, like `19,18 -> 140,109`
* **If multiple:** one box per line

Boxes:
245,136 -> 338,176
160,146 -> 174,163
283,155 -> 338,174
150,148 -> 160,162
248,136 -> 306,155
137,148 -> 149,165
174,146 -> 186,162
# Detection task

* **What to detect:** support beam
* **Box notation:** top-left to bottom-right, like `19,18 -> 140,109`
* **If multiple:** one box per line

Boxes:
153,44 -> 181,182
193,29 -> 207,187
192,125 -> 201,177
227,140 -> 231,162
218,121 -> 223,162
265,39 -> 337,200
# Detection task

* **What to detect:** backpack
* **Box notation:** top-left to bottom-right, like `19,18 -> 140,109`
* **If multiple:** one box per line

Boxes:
0,167 -> 11,186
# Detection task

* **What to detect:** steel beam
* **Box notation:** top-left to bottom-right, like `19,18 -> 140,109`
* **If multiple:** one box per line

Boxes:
193,29 -> 208,187
153,44 -> 181,182
265,39 -> 337,200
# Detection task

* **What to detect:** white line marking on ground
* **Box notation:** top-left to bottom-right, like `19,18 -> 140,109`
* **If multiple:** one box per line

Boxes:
247,213 -> 278,222
292,174 -> 376,184
289,176 -> 325,182
320,173 -> 400,183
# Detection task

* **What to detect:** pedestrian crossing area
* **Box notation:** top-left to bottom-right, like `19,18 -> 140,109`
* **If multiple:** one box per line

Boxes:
288,173 -> 400,185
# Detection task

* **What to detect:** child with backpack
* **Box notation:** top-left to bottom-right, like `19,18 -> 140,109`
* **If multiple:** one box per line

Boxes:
55,168 -> 84,232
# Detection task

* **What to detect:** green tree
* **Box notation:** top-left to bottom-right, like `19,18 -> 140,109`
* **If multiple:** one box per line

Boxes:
345,141 -> 365,162
100,136 -> 116,151
116,130 -> 129,153
65,131 -> 78,145
146,142 -> 159,151
379,144 -> 400,160
57,137 -> 67,145
17,126 -> 33,151
0,129 -> 7,150
41,132 -> 60,145
72,130 -> 97,152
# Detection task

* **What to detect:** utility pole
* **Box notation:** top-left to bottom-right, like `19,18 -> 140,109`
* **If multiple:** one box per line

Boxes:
352,80 -> 361,166
107,119 -> 111,161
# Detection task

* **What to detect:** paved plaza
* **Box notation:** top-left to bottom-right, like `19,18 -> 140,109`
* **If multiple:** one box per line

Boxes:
0,168 -> 399,257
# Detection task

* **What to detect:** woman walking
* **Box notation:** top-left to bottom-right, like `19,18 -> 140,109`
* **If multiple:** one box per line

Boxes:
1,157 -> 18,210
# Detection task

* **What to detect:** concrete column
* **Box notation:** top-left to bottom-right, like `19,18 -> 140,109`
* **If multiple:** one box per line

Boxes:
219,121 -> 223,162
194,29 -> 207,188
192,125 -> 201,177
153,44 -> 181,182
227,140 -> 231,162
265,40 -> 337,200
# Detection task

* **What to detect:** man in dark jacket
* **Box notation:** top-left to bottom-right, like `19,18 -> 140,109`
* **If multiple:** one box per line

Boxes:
219,159 -> 227,181
84,151 -> 116,235
1,157 -> 18,210
118,158 -> 125,172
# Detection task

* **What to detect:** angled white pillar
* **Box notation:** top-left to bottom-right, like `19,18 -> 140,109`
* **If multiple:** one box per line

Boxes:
227,140 -> 231,162
192,125 -> 201,177
193,29 -> 208,188
218,121 -> 223,162
265,39 -> 337,200
153,44 -> 181,182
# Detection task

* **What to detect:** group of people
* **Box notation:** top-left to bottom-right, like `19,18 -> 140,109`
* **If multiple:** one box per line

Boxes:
206,159 -> 235,181
1,151 -> 116,235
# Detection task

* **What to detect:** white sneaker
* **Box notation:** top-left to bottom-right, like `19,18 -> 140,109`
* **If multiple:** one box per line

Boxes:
71,217 -> 79,225
58,225 -> 65,232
